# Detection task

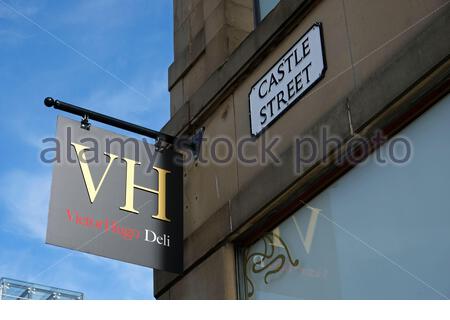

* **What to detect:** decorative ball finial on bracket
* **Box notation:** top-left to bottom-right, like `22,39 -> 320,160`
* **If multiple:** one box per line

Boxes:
44,97 -> 55,107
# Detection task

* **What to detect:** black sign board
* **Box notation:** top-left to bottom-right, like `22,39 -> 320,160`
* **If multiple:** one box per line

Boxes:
46,116 -> 183,273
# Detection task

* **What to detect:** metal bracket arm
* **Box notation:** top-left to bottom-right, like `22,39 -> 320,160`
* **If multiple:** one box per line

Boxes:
43,97 -> 203,158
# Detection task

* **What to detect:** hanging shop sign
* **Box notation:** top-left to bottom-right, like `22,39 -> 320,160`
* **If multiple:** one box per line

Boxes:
249,23 -> 326,136
46,116 -> 183,273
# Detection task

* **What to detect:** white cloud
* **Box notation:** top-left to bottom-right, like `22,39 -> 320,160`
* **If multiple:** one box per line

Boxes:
7,116 -> 53,151
0,169 -> 51,240
0,29 -> 30,45
31,253 -> 154,299
0,1 -> 39,20
0,247 -> 33,280
57,0 -> 143,30
81,70 -> 169,125
75,253 -> 154,297
0,1 -> 40,45
111,261 -> 154,298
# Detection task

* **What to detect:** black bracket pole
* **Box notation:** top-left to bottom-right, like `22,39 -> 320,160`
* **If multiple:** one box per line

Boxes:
43,97 -> 204,158
44,97 -> 175,144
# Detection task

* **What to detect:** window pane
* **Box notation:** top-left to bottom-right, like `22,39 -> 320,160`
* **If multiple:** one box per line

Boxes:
242,94 -> 450,299
257,0 -> 280,21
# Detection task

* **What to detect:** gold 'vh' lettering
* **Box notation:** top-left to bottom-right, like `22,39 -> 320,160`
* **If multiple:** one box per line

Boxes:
291,206 -> 320,254
120,157 -> 171,222
71,142 -> 118,203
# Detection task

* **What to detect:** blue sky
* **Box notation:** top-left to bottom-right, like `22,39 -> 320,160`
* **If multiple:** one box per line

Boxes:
0,0 -> 173,299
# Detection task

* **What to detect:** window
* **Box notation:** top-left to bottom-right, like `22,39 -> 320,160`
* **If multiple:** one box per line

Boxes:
254,0 -> 280,23
240,94 -> 450,299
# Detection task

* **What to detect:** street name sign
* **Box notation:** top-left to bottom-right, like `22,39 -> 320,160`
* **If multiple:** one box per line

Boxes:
249,23 -> 326,136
